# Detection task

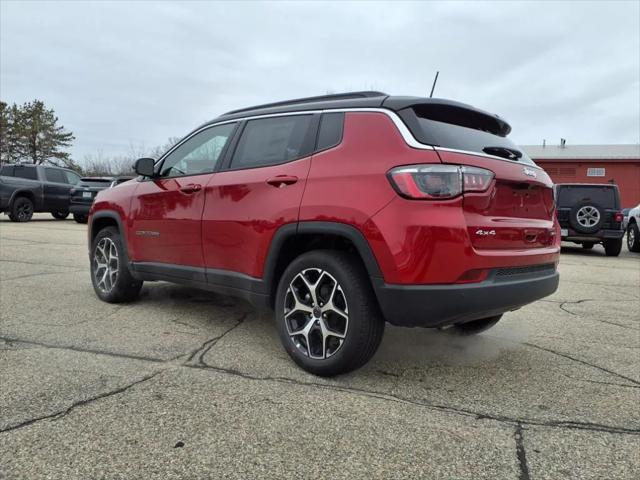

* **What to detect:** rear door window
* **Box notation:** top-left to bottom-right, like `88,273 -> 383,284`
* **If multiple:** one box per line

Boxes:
13,166 -> 38,180
230,115 -> 314,169
45,168 -> 68,183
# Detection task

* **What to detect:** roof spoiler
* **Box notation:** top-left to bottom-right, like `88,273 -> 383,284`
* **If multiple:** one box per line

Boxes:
384,97 -> 511,137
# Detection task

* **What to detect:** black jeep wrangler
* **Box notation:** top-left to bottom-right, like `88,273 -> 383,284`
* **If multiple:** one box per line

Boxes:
554,183 -> 625,256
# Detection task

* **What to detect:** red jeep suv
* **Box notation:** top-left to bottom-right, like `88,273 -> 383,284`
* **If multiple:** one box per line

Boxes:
88,92 -> 560,376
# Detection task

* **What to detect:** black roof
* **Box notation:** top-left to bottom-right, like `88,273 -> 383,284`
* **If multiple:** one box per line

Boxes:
209,91 -> 511,136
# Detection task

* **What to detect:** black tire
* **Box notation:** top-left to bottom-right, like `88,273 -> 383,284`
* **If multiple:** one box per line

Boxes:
448,314 -> 502,336
627,223 -> 640,252
275,250 -> 385,377
73,214 -> 88,224
604,238 -> 622,257
90,226 -> 143,303
569,202 -> 604,234
8,197 -> 34,222
581,243 -> 595,250
51,211 -> 69,220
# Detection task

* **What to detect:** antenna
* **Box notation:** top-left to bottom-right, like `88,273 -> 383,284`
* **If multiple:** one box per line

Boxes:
429,71 -> 439,98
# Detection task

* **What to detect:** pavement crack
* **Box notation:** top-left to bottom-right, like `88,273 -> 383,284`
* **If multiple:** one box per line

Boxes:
0,371 -> 162,434
514,424 -> 531,480
171,318 -> 199,330
558,299 -> 593,316
184,313 -> 248,366
189,363 -> 640,436
0,258 -> 80,269
0,336 -> 167,364
524,342 -> 640,386
560,373 -> 640,390
0,269 -> 85,282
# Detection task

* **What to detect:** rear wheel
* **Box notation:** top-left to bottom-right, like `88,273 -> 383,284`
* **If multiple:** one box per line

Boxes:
604,238 -> 622,257
448,314 -> 503,336
627,223 -> 640,252
73,214 -> 88,224
275,250 -> 384,377
51,211 -> 69,220
90,226 -> 142,303
9,197 -> 34,222
582,242 -> 595,250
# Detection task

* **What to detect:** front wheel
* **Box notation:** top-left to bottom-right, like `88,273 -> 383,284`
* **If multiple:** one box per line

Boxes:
90,226 -> 143,303
73,214 -> 88,224
275,250 -> 384,377
51,211 -> 69,220
604,238 -> 622,257
627,223 -> 640,252
447,314 -> 503,336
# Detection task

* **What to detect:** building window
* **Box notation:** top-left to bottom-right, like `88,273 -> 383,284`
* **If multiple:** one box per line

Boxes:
587,167 -> 605,177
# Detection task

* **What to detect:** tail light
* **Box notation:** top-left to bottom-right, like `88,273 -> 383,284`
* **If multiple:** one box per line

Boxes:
388,165 -> 494,200
614,212 -> 624,223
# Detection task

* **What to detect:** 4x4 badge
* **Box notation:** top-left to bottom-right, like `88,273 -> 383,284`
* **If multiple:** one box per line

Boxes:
523,167 -> 537,178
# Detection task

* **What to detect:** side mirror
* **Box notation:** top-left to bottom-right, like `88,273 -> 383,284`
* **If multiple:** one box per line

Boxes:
134,157 -> 156,177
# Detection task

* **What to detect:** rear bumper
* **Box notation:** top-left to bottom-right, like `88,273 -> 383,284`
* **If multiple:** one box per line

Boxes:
373,266 -> 559,328
69,204 -> 91,215
562,228 -> 624,242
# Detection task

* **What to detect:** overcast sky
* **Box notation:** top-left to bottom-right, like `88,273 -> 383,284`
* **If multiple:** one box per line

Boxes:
1,0 -> 639,162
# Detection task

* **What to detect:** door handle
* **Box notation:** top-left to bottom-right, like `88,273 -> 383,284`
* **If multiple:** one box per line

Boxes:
266,175 -> 298,188
180,184 -> 202,194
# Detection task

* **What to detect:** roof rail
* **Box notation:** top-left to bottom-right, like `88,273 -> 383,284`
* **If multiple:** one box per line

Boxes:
224,91 -> 387,115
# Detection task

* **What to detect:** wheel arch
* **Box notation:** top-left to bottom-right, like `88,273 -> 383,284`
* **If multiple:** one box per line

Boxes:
9,189 -> 37,209
263,221 -> 383,307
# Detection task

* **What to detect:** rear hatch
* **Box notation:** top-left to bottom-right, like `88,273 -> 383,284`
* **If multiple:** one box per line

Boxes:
71,178 -> 113,203
398,101 -> 556,250
555,184 -> 621,231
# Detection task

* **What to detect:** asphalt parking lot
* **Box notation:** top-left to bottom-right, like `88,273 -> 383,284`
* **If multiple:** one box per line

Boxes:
1,214 -> 638,479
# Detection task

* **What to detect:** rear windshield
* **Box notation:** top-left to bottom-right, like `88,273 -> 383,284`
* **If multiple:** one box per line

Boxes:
556,186 -> 618,208
415,116 -> 536,166
80,179 -> 112,188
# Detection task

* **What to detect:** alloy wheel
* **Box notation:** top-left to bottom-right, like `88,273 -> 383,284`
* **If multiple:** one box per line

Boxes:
17,202 -> 33,221
284,268 -> 349,359
576,206 -> 600,228
93,238 -> 119,294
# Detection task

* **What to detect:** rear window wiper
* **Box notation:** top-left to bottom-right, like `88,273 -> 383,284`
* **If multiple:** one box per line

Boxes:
483,146 -> 522,161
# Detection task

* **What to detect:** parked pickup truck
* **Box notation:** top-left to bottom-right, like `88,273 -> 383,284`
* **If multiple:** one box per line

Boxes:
0,164 -> 81,222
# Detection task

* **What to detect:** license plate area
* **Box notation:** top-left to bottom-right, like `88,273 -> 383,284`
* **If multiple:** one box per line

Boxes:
82,191 -> 92,199
561,228 -> 568,237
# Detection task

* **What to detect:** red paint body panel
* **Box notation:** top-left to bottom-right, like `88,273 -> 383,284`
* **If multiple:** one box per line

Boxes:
300,111 -> 440,231
201,158 -> 311,277
128,174 -> 211,266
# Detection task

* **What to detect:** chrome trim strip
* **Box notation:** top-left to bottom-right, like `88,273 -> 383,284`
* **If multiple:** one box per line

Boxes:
434,146 -> 543,170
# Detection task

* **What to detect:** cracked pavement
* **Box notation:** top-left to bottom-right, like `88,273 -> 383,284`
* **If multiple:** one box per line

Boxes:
1,214 -> 639,479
